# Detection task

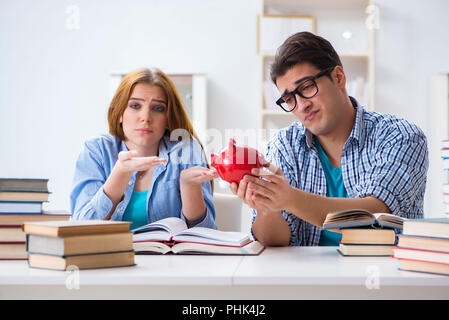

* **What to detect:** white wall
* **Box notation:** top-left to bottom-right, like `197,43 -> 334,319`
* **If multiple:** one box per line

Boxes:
1,0 -> 449,222
373,0 -> 449,217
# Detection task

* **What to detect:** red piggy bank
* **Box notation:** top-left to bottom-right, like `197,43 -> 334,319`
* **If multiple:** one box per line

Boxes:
211,138 -> 264,183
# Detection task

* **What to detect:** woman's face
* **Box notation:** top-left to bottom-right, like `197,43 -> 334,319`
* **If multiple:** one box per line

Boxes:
120,83 -> 168,153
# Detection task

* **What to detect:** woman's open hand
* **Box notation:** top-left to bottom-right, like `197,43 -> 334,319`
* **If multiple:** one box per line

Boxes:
180,166 -> 218,187
116,150 -> 167,173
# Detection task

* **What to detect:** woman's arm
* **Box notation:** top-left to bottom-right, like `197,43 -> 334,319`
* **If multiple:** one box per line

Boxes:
179,166 -> 218,223
71,142 -> 166,220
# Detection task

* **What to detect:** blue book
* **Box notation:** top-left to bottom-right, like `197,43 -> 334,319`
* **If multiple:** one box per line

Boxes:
0,201 -> 43,214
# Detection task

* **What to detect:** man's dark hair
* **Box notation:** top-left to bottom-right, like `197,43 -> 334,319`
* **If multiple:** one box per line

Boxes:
270,31 -> 342,84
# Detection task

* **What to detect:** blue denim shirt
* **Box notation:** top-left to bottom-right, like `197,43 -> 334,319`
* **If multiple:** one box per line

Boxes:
70,133 -> 216,229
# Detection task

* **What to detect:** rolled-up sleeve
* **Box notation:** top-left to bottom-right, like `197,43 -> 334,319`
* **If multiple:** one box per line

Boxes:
70,140 -> 124,220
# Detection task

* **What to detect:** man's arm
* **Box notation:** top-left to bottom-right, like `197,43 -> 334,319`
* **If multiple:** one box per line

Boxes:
230,179 -> 291,246
232,164 -> 390,247
245,165 -> 390,227
284,189 -> 390,228
251,209 -> 291,246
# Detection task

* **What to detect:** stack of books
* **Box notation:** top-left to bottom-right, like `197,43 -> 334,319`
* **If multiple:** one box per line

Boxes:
323,209 -> 404,256
393,218 -> 449,276
23,220 -> 135,270
0,178 -> 70,260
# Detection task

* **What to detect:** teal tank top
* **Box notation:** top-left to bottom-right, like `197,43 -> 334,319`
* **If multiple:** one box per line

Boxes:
122,190 -> 149,230
314,136 -> 347,246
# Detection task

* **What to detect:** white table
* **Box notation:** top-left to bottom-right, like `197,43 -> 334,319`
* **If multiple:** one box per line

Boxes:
0,247 -> 448,299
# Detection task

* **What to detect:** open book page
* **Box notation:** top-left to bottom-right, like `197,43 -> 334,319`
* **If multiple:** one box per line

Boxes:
173,227 -> 252,246
133,240 -> 264,255
325,209 -> 373,223
131,217 -> 188,241
133,241 -> 171,254
133,230 -> 173,242
131,217 -> 252,246
373,213 -> 405,229
171,241 -> 264,255
323,209 -> 375,229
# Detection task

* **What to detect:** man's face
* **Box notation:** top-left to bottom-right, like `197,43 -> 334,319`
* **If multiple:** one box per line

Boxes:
275,62 -> 346,137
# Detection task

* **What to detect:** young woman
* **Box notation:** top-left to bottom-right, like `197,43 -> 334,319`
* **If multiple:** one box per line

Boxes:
70,68 -> 218,230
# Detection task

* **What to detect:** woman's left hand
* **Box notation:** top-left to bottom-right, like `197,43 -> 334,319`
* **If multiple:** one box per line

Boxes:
180,166 -> 219,187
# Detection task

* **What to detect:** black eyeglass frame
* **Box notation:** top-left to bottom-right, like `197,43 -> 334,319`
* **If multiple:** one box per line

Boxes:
275,66 -> 335,113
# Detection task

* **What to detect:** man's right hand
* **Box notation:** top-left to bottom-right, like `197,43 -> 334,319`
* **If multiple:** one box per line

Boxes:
231,176 -> 291,247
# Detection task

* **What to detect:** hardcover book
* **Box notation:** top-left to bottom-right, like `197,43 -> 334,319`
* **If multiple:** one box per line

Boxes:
338,243 -> 394,256
0,178 -> 49,192
402,218 -> 449,239
323,209 -> 404,230
27,251 -> 135,270
340,228 -> 396,245
27,232 -> 133,256
23,220 -> 131,237
132,217 -> 264,255
0,191 -> 50,202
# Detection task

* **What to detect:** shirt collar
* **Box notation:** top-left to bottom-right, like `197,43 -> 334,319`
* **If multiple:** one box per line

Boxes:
119,131 -> 181,158
346,96 -> 366,151
302,96 -> 366,152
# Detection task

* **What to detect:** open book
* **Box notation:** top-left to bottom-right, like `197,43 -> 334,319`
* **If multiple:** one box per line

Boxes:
131,217 -> 264,255
322,209 -> 405,230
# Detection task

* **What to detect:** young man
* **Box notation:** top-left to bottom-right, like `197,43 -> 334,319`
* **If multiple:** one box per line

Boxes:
230,32 -> 428,246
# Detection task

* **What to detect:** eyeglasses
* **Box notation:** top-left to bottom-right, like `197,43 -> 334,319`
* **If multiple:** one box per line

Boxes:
276,66 -> 335,112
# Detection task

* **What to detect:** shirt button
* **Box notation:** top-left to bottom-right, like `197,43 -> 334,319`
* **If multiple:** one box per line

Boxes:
128,181 -> 132,186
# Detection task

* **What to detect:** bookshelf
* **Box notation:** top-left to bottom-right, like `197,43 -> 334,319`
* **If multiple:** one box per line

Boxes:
258,0 -> 376,147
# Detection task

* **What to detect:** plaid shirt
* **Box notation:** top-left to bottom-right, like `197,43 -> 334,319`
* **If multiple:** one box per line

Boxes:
252,98 -> 429,246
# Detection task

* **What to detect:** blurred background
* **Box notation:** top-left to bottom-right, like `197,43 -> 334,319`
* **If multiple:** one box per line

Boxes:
1,0 -> 449,232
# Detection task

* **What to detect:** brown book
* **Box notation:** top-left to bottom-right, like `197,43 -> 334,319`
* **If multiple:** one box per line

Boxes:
0,226 -> 26,242
393,247 -> 449,265
27,232 -> 133,256
0,178 -> 49,192
0,212 -> 70,226
0,243 -> 27,260
402,218 -> 449,239
338,243 -> 394,256
340,228 -> 396,245
0,191 -> 50,202
23,220 -> 131,237
397,259 -> 449,276
397,235 -> 449,252
28,251 -> 135,270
